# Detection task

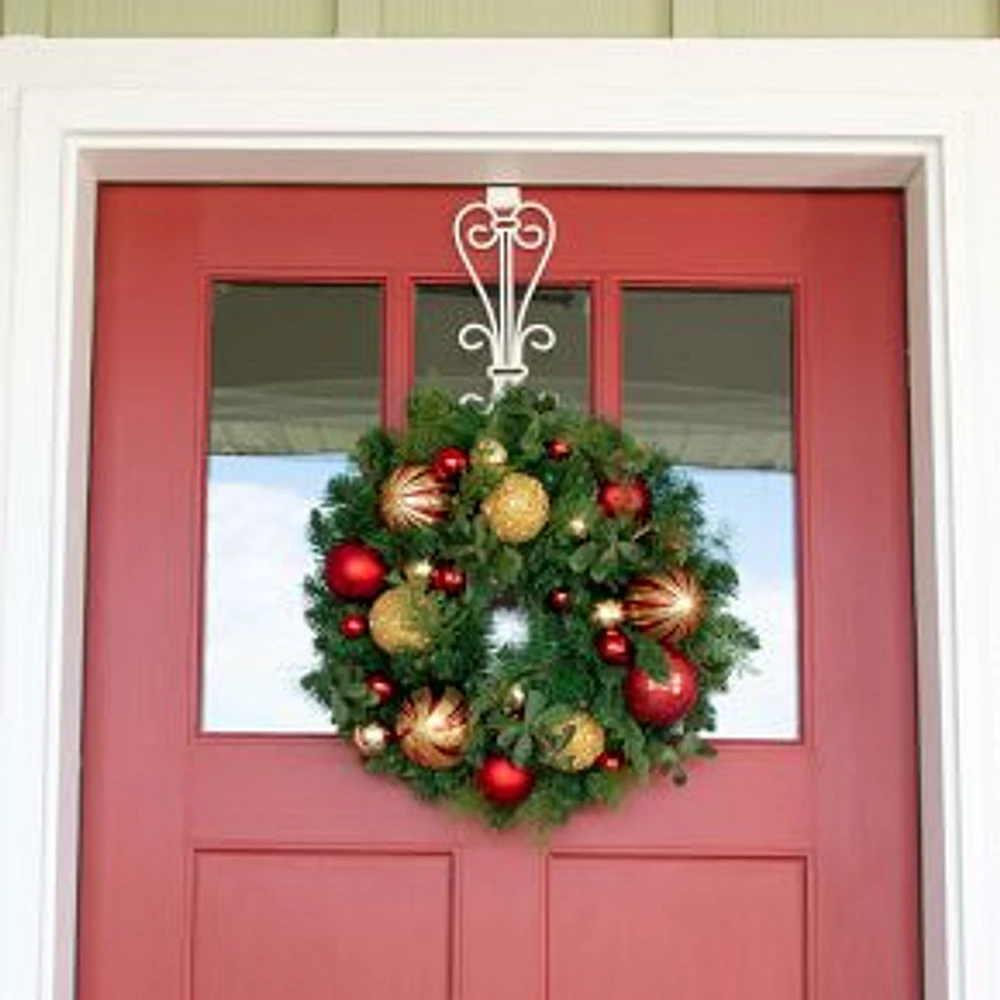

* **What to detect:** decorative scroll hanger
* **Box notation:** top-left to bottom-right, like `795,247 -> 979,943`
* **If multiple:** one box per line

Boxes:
452,186 -> 557,406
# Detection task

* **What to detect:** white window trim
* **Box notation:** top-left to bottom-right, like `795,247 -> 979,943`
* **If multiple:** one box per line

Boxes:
0,38 -> 997,1000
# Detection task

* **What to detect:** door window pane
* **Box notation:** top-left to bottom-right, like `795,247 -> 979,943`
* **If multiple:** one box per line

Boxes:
415,284 -> 589,407
202,283 -> 381,733
623,289 -> 798,740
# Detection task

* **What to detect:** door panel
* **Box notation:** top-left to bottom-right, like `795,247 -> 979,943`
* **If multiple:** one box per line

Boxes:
80,186 -> 919,1000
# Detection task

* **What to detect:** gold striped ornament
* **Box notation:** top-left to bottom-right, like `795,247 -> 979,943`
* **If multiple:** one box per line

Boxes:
625,569 -> 706,642
379,464 -> 450,531
395,686 -> 471,770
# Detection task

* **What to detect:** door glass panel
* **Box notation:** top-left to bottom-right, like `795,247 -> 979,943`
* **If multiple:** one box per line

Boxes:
202,282 -> 381,733
622,288 -> 798,740
415,284 -> 589,407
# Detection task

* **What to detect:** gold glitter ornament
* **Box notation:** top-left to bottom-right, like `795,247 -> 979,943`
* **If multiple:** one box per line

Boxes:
548,712 -> 606,772
471,437 -> 508,468
590,599 -> 625,629
353,722 -> 391,758
379,464 -> 450,531
626,569 -> 706,642
403,558 -> 434,585
395,686 -> 471,770
482,473 -> 550,544
369,585 -> 435,654
567,515 -> 589,539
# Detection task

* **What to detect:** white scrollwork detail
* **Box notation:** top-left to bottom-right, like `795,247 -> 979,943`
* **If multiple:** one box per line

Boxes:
452,195 -> 557,405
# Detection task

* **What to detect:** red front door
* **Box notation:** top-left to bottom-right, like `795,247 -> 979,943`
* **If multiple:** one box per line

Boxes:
79,186 -> 920,999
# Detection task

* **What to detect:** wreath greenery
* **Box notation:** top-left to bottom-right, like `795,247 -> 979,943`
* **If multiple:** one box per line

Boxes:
302,387 -> 758,828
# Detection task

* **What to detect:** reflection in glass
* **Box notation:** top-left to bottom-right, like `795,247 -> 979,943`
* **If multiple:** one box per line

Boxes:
415,285 -> 589,407
623,289 -> 798,740
202,284 -> 381,733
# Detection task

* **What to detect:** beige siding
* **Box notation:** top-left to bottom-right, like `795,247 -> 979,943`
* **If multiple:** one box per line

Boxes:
1,0 -> 995,42
372,0 -> 670,37
45,0 -> 335,36
673,0 -> 997,37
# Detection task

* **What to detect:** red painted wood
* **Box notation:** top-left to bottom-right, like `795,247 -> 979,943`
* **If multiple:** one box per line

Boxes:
80,186 -> 920,1000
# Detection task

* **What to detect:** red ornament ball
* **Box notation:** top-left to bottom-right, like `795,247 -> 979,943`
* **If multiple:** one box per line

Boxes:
594,627 -> 634,667
548,587 -> 573,613
324,541 -> 387,601
596,749 -> 626,772
429,563 -> 467,597
546,438 -> 573,460
431,446 -> 470,481
365,672 -> 395,704
476,756 -> 535,807
339,613 -> 368,639
623,647 -> 699,726
597,478 -> 651,520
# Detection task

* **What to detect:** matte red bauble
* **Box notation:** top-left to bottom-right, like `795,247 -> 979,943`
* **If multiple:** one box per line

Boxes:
429,563 -> 467,596
476,756 -> 535,807
596,749 -> 626,772
623,648 -> 699,726
365,672 -> 395,704
431,446 -> 470,481
546,438 -> 573,460
339,613 -> 368,639
594,627 -> 634,667
597,478 -> 651,520
324,542 -> 388,601
548,587 -> 573,613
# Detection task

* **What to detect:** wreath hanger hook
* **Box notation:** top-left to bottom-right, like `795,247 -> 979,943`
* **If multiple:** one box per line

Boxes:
452,185 -> 558,407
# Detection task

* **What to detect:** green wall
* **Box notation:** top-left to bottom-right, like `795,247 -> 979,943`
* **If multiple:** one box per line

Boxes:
2,0 -> 995,37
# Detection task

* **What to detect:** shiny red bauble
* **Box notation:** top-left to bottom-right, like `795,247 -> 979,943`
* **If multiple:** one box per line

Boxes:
548,587 -> 573,613
594,627 -> 634,667
623,648 -> 699,726
597,478 -> 651,520
365,672 -> 395,704
546,438 -> 573,460
429,563 -> 467,596
324,541 -> 388,601
596,749 -> 626,772
339,613 -> 369,639
476,756 -> 535,806
431,446 -> 470,481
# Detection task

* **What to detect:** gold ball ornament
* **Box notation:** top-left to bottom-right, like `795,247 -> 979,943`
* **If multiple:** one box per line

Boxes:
471,437 -> 508,468
482,473 -> 550,544
403,558 -> 434,585
379,464 -> 450,531
591,599 -> 625,629
353,722 -> 391,758
626,569 -> 706,642
369,585 -> 435,654
395,686 -> 471,770
548,712 -> 606,772
503,682 -> 527,716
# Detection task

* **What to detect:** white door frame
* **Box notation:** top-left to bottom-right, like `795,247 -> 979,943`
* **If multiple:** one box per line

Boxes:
0,38 -> 998,1000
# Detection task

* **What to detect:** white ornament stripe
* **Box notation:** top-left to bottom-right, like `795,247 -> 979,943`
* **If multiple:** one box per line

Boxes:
452,195 -> 557,404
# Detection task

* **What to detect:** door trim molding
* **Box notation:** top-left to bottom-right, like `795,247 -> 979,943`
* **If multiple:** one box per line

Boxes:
0,37 -> 997,1000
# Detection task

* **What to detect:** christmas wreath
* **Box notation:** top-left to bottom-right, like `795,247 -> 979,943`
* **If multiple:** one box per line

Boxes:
302,388 -> 757,827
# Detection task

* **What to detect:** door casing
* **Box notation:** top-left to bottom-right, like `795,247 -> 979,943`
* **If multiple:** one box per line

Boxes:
1,39 -> 998,1000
